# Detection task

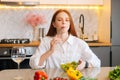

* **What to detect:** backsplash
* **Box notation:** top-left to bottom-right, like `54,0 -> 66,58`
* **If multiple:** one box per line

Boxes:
0,8 -> 98,41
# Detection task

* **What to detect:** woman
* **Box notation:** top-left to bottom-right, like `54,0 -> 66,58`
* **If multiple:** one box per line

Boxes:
29,9 -> 101,70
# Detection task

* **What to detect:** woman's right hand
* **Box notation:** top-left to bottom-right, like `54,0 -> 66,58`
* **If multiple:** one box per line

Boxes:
50,36 -> 62,52
38,36 -> 62,66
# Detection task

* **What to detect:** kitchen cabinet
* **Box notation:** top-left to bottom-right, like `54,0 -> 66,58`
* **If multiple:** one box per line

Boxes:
40,0 -> 67,5
111,0 -> 120,45
91,47 -> 110,67
1,0 -> 103,5
111,0 -> 120,66
1,0 -> 39,2
67,0 -> 103,5
111,46 -> 120,66
40,0 -> 103,5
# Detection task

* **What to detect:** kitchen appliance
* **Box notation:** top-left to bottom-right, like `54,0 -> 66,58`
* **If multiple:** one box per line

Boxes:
0,48 -> 11,57
0,47 -> 34,70
0,39 -> 30,44
0,47 -> 32,58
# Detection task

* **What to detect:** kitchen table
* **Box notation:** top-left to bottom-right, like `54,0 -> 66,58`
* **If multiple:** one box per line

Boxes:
0,67 -> 113,80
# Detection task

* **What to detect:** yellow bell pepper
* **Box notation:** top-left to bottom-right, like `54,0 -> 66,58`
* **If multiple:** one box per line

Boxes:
67,67 -> 83,80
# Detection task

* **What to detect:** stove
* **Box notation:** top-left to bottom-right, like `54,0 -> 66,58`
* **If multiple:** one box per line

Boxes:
0,39 -> 30,44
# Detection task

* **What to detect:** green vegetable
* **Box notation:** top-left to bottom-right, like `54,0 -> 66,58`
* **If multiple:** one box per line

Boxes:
109,66 -> 120,80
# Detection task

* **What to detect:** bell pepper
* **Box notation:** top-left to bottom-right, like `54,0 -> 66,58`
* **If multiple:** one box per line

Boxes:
67,67 -> 82,80
34,70 -> 48,80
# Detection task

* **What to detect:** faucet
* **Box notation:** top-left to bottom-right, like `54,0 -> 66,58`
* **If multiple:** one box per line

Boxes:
79,14 -> 84,39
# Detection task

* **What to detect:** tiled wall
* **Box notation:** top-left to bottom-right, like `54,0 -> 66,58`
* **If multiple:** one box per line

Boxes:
0,8 -> 98,41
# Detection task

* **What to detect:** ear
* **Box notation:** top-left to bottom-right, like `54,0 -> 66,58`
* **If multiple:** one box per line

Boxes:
52,22 -> 56,28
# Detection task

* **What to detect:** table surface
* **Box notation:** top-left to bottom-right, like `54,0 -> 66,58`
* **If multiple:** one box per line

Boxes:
0,67 -> 113,80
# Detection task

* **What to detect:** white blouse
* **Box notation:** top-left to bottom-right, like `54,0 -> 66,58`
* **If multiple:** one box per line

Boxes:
29,35 -> 101,69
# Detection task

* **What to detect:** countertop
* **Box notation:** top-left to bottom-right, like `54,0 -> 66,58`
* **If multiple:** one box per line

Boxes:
0,67 -> 112,80
0,41 -> 40,47
0,41 -> 111,47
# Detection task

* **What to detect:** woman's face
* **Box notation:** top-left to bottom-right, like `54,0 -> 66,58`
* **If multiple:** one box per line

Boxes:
52,12 -> 70,34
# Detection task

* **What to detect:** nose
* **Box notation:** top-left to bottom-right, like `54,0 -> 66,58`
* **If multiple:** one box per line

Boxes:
62,19 -> 66,24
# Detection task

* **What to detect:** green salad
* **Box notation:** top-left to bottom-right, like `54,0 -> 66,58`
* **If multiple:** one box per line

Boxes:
61,61 -> 79,71
109,66 -> 120,80
61,61 -> 97,80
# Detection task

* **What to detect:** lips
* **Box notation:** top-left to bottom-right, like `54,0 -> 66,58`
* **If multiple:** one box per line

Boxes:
61,26 -> 66,28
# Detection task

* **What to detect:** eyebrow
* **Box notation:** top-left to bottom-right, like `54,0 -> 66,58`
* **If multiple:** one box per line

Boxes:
56,17 -> 70,19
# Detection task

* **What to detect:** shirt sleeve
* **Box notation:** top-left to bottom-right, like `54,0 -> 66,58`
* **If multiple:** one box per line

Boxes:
80,42 -> 101,67
29,47 -> 46,69
29,38 -> 49,69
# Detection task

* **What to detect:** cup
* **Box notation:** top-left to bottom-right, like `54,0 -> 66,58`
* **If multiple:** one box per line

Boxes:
39,28 -> 45,41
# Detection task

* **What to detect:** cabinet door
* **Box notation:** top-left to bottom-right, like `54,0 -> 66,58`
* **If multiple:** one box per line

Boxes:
40,0 -> 68,4
111,46 -> 120,66
112,0 -> 120,45
68,0 -> 103,5
40,0 -> 103,5
91,47 -> 110,67
1,0 -> 39,2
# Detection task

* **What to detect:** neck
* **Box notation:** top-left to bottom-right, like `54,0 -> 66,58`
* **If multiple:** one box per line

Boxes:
56,32 -> 69,42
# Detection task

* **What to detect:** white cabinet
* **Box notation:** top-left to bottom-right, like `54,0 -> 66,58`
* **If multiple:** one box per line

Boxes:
1,0 -> 103,5
40,0 -> 103,5
1,0 -> 39,2
68,0 -> 103,5
40,0 -> 68,5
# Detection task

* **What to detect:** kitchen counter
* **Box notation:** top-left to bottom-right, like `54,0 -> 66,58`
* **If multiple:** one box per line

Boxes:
0,41 -> 111,47
0,67 -> 112,80
0,41 -> 40,47
88,42 -> 111,46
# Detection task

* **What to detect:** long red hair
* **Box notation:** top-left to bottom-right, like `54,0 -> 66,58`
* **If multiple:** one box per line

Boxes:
47,9 -> 77,37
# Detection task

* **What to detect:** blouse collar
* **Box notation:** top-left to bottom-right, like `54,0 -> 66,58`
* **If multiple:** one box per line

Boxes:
66,34 -> 74,45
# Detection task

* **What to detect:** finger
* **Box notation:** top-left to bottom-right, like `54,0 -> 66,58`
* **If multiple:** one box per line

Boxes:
51,39 -> 58,46
78,59 -> 82,64
53,38 -> 62,44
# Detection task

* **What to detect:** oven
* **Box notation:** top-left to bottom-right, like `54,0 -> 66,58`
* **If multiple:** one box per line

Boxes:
0,47 -> 36,70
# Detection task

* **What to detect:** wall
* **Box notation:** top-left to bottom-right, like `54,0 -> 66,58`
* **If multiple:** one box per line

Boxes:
0,7 -> 99,41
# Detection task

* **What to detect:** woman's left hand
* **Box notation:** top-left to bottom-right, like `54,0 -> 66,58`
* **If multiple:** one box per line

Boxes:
76,59 -> 86,70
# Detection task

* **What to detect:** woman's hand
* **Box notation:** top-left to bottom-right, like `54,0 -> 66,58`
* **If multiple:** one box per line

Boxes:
39,35 -> 62,66
50,36 -> 62,52
76,59 -> 86,70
